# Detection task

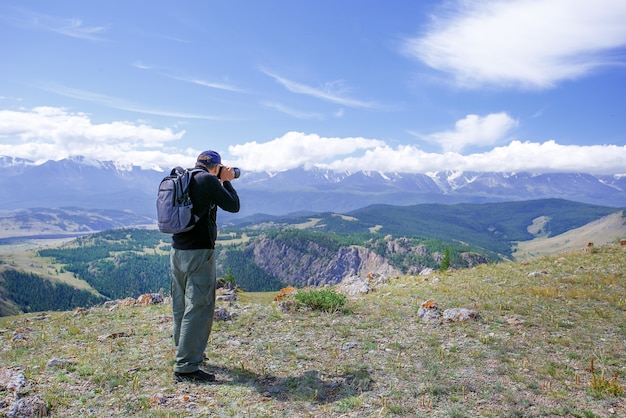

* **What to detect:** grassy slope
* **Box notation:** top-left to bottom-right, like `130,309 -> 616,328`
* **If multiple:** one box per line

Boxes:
0,239 -> 103,316
0,240 -> 96,290
1,244 -> 624,417
514,211 -> 626,260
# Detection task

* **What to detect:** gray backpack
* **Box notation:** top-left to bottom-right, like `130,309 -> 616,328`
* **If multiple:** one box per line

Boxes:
156,167 -> 203,234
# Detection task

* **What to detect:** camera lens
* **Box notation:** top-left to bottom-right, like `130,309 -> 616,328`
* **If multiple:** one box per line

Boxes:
233,167 -> 241,179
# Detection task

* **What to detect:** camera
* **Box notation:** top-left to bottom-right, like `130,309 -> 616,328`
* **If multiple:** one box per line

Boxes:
218,166 -> 241,179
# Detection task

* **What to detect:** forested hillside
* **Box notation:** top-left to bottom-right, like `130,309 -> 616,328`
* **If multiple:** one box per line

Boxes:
37,229 -> 171,301
0,270 -> 104,314
1,226 -> 488,315
232,198 -> 622,258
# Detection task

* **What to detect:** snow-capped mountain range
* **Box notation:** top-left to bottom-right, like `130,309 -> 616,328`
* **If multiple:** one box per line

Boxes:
1,156 -> 624,221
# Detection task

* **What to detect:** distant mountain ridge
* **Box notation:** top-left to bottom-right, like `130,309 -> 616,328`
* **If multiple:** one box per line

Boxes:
0,207 -> 155,242
1,156 -> 625,219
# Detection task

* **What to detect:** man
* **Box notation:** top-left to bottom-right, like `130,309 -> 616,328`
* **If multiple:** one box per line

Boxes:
170,150 -> 240,383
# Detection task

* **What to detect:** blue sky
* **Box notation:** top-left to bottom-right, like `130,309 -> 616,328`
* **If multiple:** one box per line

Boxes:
1,0 -> 625,174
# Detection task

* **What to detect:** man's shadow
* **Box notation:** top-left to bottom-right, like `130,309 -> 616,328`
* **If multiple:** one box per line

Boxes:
209,365 -> 373,403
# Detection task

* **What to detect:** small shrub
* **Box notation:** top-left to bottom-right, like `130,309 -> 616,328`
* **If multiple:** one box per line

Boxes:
294,288 -> 347,313
589,371 -> 625,398
440,248 -> 451,271
221,268 -> 236,287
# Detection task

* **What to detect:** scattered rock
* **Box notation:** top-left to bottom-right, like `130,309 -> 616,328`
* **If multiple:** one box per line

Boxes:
118,297 -> 137,307
459,252 -> 491,267
157,315 -> 173,324
418,300 -> 480,324
274,286 -> 298,301
421,299 -> 437,309
6,373 -> 27,393
97,331 -> 131,342
584,242 -> 598,253
137,293 -> 163,305
11,328 -> 31,342
336,275 -> 372,296
216,287 -> 237,302
418,300 -> 441,323
442,308 -> 480,323
366,272 -> 389,286
73,307 -> 87,316
104,301 -> 119,311
506,316 -> 524,326
528,270 -> 548,277
342,342 -> 361,351
214,306 -> 235,321
7,395 -> 47,418
46,358 -> 74,369
150,393 -> 167,405
277,299 -> 298,313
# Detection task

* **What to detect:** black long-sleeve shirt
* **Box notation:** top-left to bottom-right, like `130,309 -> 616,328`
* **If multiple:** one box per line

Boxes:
171,169 -> 240,250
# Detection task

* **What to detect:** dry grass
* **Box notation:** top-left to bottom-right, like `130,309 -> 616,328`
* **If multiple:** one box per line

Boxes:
1,244 -> 625,417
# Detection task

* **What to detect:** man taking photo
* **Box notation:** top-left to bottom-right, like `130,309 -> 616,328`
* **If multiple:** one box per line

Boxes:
170,150 -> 240,383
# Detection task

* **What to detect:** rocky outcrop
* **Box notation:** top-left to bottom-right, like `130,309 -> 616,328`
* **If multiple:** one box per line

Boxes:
417,300 -> 481,324
459,252 -> 491,267
244,235 -> 492,289
251,237 -> 401,287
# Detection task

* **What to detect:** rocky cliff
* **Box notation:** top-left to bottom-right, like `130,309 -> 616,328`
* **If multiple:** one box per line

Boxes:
250,236 -> 402,287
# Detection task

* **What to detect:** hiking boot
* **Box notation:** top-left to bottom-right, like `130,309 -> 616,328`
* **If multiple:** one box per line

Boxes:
174,370 -> 215,383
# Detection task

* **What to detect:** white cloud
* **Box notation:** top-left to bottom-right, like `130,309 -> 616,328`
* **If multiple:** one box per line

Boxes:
261,101 -> 323,120
165,74 -> 244,93
404,0 -> 626,88
47,18 -> 108,41
413,112 -> 518,152
320,140 -> 626,175
1,107 -> 624,174
228,132 -> 385,171
229,131 -> 625,175
262,69 -> 379,108
10,8 -> 109,41
0,107 -> 188,169
463,140 -> 626,174
39,84 -> 225,120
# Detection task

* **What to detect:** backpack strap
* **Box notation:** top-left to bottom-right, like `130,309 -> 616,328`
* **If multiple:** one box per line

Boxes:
187,168 -> 216,220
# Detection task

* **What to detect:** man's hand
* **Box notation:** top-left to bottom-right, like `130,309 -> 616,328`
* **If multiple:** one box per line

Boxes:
219,166 -> 236,182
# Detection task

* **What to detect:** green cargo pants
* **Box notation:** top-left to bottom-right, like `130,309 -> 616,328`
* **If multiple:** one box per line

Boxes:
170,248 -> 216,373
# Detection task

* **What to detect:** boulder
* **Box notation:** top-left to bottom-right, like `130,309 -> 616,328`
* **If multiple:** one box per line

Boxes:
336,275 -> 372,296
442,308 -> 480,323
